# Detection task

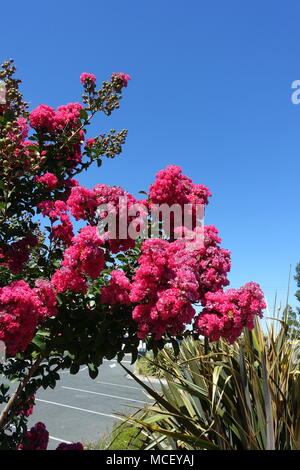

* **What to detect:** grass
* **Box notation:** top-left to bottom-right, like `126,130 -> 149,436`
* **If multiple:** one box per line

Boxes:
85,420 -> 146,450
135,349 -> 177,379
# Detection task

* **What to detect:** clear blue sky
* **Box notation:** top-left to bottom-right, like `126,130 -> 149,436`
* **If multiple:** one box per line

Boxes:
1,0 -> 299,314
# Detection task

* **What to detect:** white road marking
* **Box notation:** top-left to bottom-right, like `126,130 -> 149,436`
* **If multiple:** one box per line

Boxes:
109,363 -> 116,368
35,398 -> 123,420
104,359 -> 132,364
10,424 -> 72,444
58,360 -> 131,375
61,386 -> 149,404
59,361 -> 131,375
97,380 -> 142,391
49,436 -> 72,444
60,366 -> 87,374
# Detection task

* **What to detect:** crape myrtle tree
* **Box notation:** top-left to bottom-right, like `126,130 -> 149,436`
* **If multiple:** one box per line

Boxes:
287,262 -> 300,337
0,60 -> 266,450
295,262 -> 300,309
279,264 -> 300,338
283,263 -> 300,338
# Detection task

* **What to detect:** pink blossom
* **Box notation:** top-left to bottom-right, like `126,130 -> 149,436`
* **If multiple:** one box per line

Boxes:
112,72 -> 131,87
38,200 -> 74,244
149,165 -> 211,209
62,177 -> 79,189
0,281 -> 41,355
19,422 -> 49,450
54,102 -> 83,130
35,172 -> 58,190
80,72 -> 96,84
195,283 -> 266,343
1,236 -> 38,274
51,266 -> 87,294
148,165 -> 211,236
101,270 -> 131,305
29,104 -> 55,132
52,213 -> 74,245
129,225 -> 232,340
51,226 -> 105,293
85,138 -> 95,148
62,226 -> 105,280
94,184 -> 143,253
34,280 -> 58,319
37,200 -> 60,219
19,395 -> 35,417
66,142 -> 83,166
67,186 -> 97,221
149,165 -> 193,207
130,239 -> 198,339
56,442 -> 84,450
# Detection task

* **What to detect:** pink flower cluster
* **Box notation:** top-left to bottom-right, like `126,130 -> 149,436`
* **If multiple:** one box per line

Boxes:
80,72 -> 96,84
0,280 -> 57,355
38,199 -> 66,219
112,72 -> 131,87
56,442 -> 84,450
54,103 -> 83,130
130,239 -> 197,339
18,423 -> 83,450
67,183 -> 145,253
149,165 -> 211,208
34,280 -> 58,319
63,226 -> 105,279
19,395 -> 35,417
67,185 -> 98,221
148,165 -> 211,235
35,172 -> 58,190
51,266 -> 88,294
85,137 -> 96,148
94,183 -> 142,253
129,224 -> 232,340
101,270 -> 131,305
29,104 -> 55,132
195,282 -> 266,343
38,200 -> 74,245
0,236 -> 38,273
51,226 -> 105,294
0,281 -> 40,355
29,103 -> 83,133
52,212 -> 74,245
188,225 -> 231,298
63,177 -> 79,190
19,422 -> 49,450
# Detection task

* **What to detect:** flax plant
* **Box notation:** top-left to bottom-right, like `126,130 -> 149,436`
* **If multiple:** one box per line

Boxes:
122,314 -> 300,450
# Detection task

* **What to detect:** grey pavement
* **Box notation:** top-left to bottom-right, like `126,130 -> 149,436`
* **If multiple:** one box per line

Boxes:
1,358 -> 157,450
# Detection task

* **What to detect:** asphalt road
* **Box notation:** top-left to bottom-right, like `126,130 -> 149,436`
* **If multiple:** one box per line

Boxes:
2,358 -> 156,450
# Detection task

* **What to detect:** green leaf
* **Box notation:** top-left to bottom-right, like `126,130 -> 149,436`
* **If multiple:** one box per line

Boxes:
171,338 -> 180,357
31,335 -> 47,352
88,363 -> 98,379
80,109 -> 89,121
131,349 -> 138,365
70,362 -> 80,375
